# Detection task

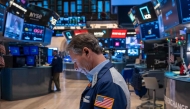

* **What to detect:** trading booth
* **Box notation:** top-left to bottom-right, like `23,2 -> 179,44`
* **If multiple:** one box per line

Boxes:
0,2 -> 59,101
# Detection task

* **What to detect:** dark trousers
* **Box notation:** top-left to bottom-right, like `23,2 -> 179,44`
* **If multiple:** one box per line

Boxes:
52,73 -> 60,90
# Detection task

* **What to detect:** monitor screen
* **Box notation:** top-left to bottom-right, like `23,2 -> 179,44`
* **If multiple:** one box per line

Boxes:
134,1 -> 157,24
111,29 -> 127,38
63,30 -> 74,40
179,0 -> 190,23
128,49 -> 139,56
22,23 -> 45,42
88,29 -> 111,38
128,12 -> 136,23
9,46 -> 20,55
74,29 -> 88,35
0,4 -> 6,32
29,46 -> 39,55
55,16 -> 86,27
126,37 -> 141,48
140,20 -> 160,40
110,38 -> 126,49
23,46 -> 30,55
48,49 -> 53,56
4,12 -> 24,40
44,27 -> 53,44
160,0 -> 179,31
98,38 -> 110,49
15,57 -> 25,67
52,30 -> 63,37
48,56 -> 54,64
26,56 -> 35,66
151,0 -> 161,15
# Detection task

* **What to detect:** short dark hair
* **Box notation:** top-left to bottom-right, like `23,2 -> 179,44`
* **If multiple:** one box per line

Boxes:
66,33 -> 103,55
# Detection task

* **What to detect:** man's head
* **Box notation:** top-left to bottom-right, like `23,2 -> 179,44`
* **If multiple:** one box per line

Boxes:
53,50 -> 58,56
66,33 -> 103,74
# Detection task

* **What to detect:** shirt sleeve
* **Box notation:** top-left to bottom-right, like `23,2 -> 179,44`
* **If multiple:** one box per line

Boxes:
94,81 -> 127,109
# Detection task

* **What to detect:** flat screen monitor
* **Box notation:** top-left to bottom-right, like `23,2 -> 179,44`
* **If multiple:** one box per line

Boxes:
15,57 -> 25,67
52,30 -> 63,37
0,4 -> 6,32
4,12 -> 24,40
151,0 -> 161,15
29,46 -> 39,55
140,20 -> 160,40
146,54 -> 167,69
128,48 -> 139,56
134,1 -> 157,24
48,56 -> 54,64
110,38 -> 126,49
9,46 -> 20,56
126,37 -> 141,48
23,46 -> 30,55
160,0 -> 179,31
63,31 -> 74,40
48,49 -> 53,56
26,56 -> 35,66
111,29 -> 127,38
22,23 -> 45,42
44,27 -> 53,45
98,38 -> 110,49
88,29 -> 111,38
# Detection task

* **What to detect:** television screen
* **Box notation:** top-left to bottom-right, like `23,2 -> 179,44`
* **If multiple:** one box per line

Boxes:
9,46 -> 20,55
4,12 -> 24,40
146,54 -> 168,69
24,4 -> 52,26
26,56 -> 35,66
74,29 -> 88,35
0,4 -> 6,32
48,49 -> 53,56
160,0 -> 179,31
179,0 -> 190,23
110,38 -> 126,49
140,20 -> 160,40
29,46 -> 39,55
128,48 -> 139,56
48,56 -> 54,64
23,46 -> 30,55
44,27 -> 53,44
77,16 -> 86,26
134,1 -> 157,24
98,38 -> 110,49
126,37 -> 141,48
151,0 -> 161,15
22,23 -> 45,42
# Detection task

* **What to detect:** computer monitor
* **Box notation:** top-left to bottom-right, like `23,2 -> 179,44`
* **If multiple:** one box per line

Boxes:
48,56 -> 54,64
26,56 -> 35,66
23,46 -> 30,55
29,46 -> 39,55
48,49 -> 53,56
9,46 -> 20,56
127,48 -> 139,56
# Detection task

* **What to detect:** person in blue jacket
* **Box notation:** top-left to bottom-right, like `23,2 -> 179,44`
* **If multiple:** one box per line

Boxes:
50,50 -> 63,91
66,33 -> 131,109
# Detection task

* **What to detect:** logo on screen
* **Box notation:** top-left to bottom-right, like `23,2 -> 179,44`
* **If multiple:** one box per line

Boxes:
29,12 -> 42,19
66,32 -> 72,39
148,29 -> 152,34
34,29 -> 43,34
139,6 -> 152,20
115,42 -> 120,46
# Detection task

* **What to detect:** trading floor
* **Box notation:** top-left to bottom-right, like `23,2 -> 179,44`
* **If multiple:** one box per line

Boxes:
1,72 -> 164,109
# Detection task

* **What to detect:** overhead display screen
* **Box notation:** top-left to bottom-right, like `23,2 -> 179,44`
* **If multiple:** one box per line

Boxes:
160,0 -> 179,31
110,38 -> 126,49
74,29 -> 88,35
179,0 -> 190,23
0,4 -> 6,32
140,20 -> 160,40
134,1 -> 157,24
88,29 -> 111,38
44,27 -> 53,44
111,29 -> 127,38
56,16 -> 86,27
63,31 -> 74,40
4,12 -> 24,40
22,23 -> 45,42
151,0 -> 161,15
52,30 -> 63,37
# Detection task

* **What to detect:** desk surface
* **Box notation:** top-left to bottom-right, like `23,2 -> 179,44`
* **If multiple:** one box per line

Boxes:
165,72 -> 190,82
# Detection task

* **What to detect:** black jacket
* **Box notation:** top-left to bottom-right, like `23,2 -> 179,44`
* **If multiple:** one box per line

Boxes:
50,55 -> 63,73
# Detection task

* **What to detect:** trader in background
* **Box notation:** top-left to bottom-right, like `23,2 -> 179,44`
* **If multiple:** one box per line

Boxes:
50,50 -> 63,91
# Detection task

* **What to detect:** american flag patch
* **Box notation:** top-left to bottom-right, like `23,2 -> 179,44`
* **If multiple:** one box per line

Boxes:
94,95 -> 114,109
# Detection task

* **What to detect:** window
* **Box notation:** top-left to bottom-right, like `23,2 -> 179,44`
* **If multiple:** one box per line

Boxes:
71,2 -> 76,12
64,2 -> 69,13
105,1 -> 110,12
98,1 -> 103,12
